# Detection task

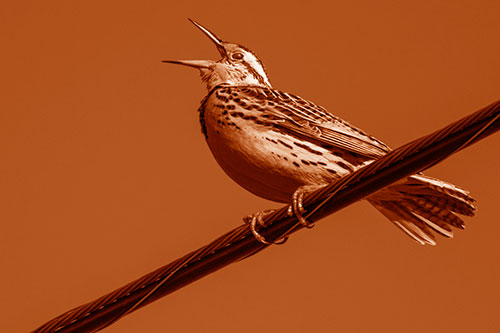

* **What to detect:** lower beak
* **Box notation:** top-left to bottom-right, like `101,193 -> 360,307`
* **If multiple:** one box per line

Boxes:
162,59 -> 213,69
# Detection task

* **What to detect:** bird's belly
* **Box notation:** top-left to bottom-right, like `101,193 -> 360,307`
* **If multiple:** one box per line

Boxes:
203,104 -> 360,203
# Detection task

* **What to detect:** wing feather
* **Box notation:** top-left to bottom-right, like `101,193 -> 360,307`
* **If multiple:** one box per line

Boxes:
236,86 -> 390,158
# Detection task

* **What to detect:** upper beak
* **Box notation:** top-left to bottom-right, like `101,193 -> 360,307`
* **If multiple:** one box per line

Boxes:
188,18 -> 226,57
162,19 -> 226,68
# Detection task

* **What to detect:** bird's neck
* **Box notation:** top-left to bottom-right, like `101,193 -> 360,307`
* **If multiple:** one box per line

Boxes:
200,63 -> 271,91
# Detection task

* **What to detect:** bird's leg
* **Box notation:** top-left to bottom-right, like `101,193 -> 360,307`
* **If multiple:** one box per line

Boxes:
288,184 -> 328,228
244,209 -> 288,245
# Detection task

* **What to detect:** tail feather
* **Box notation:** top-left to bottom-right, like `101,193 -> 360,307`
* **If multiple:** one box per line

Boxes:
401,200 -> 455,236
407,174 -> 475,206
371,201 -> 437,245
369,174 -> 476,245
412,195 -> 475,217
401,197 -> 467,230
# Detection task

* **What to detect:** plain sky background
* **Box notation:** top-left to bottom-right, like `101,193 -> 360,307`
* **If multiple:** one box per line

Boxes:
1,1 -> 500,332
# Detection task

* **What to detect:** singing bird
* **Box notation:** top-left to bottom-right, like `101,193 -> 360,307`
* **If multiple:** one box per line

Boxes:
163,19 -> 476,245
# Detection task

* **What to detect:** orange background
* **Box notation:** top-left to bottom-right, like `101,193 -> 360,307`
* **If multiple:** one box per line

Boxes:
2,1 -> 500,332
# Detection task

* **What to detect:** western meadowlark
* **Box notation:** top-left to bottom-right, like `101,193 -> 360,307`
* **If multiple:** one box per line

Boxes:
163,19 -> 476,245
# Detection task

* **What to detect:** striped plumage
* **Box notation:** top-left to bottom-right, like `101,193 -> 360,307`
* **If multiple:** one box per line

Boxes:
164,20 -> 476,245
198,85 -> 385,202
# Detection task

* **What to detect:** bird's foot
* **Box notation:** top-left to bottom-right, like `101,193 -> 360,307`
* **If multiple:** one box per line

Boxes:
287,184 -> 328,228
244,209 -> 288,245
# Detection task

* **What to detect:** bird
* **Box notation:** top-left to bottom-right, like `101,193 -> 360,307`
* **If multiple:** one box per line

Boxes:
163,19 -> 476,245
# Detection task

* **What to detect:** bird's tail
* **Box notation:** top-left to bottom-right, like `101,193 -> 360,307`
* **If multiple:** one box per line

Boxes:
368,174 -> 476,245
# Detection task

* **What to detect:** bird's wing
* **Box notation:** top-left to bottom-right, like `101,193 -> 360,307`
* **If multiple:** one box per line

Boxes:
236,86 -> 391,159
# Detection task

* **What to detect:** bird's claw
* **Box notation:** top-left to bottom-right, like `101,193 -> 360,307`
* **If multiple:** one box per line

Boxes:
288,184 -> 327,228
244,209 -> 288,245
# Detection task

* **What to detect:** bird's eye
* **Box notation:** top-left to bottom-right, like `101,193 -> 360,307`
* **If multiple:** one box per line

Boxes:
231,53 -> 244,60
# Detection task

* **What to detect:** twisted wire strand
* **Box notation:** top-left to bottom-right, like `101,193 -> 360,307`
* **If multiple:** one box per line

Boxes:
34,100 -> 500,332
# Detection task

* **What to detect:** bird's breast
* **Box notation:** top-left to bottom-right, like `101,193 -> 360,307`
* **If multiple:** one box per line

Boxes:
198,87 -> 361,203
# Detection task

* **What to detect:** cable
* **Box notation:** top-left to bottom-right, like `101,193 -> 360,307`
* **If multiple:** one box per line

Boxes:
33,99 -> 500,332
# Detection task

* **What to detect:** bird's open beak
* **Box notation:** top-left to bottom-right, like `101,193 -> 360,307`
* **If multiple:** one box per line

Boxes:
162,19 -> 226,68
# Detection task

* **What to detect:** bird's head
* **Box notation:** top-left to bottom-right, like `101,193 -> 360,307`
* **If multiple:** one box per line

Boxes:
163,19 -> 272,91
